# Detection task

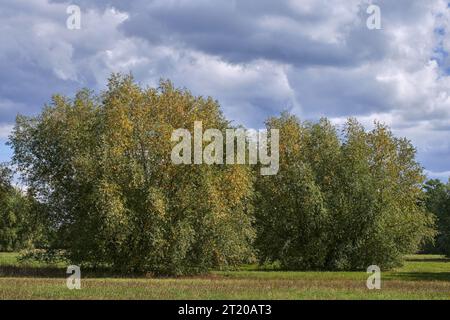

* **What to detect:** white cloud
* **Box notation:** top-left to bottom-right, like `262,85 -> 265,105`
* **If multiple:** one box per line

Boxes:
0,124 -> 13,139
0,0 -> 449,179
425,170 -> 450,182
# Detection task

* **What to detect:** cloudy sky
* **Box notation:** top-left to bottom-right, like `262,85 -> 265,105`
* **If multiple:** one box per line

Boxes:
1,0 -> 450,180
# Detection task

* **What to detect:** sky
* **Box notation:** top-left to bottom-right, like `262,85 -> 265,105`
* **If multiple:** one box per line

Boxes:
0,0 -> 450,181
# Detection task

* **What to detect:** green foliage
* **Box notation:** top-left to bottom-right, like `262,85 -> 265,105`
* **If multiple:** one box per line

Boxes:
255,113 -> 435,270
423,179 -> 450,256
9,74 -> 255,275
255,115 -> 330,269
0,164 -> 40,251
8,73 -> 437,273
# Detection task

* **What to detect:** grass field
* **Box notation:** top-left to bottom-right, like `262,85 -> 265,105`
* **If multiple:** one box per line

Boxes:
0,253 -> 449,300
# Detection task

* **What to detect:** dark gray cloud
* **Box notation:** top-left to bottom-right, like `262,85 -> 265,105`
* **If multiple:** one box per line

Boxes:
117,0 -> 390,67
0,0 -> 449,180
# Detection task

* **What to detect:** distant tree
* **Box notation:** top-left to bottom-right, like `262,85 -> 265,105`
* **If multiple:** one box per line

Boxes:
0,164 -> 39,251
255,113 -> 435,270
423,179 -> 450,256
0,164 -> 10,191
9,74 -> 255,275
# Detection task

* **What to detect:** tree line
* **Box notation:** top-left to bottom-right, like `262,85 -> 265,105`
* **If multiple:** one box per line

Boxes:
0,74 -> 448,275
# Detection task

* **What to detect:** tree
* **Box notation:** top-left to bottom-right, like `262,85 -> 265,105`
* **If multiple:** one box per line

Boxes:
9,75 -> 436,272
423,179 -> 450,256
9,74 -> 255,275
255,113 -> 435,270
255,114 -> 329,269
0,164 -> 39,251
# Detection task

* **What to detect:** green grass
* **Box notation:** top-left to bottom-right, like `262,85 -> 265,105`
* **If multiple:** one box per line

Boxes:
0,253 -> 449,300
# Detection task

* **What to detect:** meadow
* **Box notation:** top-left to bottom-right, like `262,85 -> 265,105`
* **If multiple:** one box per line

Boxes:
0,253 -> 449,300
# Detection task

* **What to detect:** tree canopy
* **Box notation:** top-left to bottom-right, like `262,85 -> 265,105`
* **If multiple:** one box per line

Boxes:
255,113 -> 435,270
423,179 -> 450,256
9,74 -> 255,275
0,164 -> 40,251
7,74 -> 440,274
